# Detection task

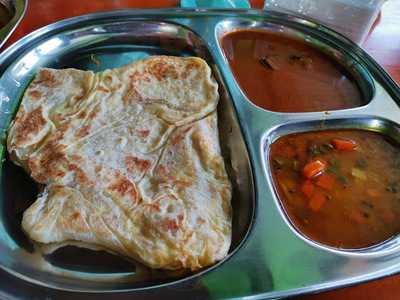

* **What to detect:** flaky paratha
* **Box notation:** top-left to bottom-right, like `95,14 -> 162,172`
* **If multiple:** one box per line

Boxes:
7,56 -> 232,270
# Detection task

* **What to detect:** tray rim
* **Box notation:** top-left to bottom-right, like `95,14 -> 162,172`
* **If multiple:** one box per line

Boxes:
0,7 -> 400,300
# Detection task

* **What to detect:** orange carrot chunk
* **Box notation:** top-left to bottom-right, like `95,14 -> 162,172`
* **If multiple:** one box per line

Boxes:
381,209 -> 395,224
349,210 -> 367,224
366,189 -> 380,198
309,191 -> 326,212
316,173 -> 335,190
303,159 -> 327,179
301,180 -> 315,199
331,138 -> 357,151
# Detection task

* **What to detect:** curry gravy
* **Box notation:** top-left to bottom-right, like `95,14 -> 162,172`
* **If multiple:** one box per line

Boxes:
270,130 -> 400,249
221,30 -> 363,112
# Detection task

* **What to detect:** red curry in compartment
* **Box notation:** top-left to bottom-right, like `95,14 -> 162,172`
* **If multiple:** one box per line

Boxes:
270,130 -> 400,249
221,30 -> 363,112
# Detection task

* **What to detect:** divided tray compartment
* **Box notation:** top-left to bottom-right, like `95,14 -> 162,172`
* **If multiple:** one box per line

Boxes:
0,8 -> 399,299
263,117 -> 400,254
0,18 -> 255,292
215,18 -> 375,111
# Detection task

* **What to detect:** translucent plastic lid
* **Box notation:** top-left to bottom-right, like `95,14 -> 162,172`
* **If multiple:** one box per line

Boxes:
264,0 -> 387,44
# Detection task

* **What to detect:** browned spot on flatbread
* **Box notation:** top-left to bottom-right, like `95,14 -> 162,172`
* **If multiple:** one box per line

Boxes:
129,71 -> 141,81
52,113 -> 64,123
177,214 -> 184,225
13,107 -> 25,123
147,59 -> 178,81
104,75 -> 113,85
171,126 -> 192,146
54,122 -> 70,141
77,111 -> 87,119
145,200 -> 161,212
108,176 -> 139,204
162,218 -> 179,232
173,178 -> 192,188
27,159 -> 39,177
123,85 -> 143,105
74,93 -> 85,102
27,89 -> 42,100
68,163 -> 91,185
113,83 -> 123,91
129,71 -> 150,84
33,69 -> 58,87
55,170 -> 66,178
75,124 -> 91,138
49,184 -> 68,196
14,107 -> 47,147
72,212 -> 80,220
69,154 -> 82,162
96,85 -> 110,93
95,165 -> 102,174
137,129 -> 150,138
29,140 -> 66,183
58,122 -> 70,132
181,61 -> 200,79
88,109 -> 98,120
155,164 -> 169,178
196,217 -> 205,225
125,155 -> 150,174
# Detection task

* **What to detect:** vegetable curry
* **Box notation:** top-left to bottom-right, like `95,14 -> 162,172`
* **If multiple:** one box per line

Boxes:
221,30 -> 363,112
270,130 -> 400,249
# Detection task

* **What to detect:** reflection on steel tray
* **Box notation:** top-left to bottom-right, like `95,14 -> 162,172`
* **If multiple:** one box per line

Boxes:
0,0 -> 27,49
0,8 -> 399,300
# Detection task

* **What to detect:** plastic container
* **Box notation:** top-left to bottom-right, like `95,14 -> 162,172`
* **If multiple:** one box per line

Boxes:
180,0 -> 250,8
263,0 -> 387,44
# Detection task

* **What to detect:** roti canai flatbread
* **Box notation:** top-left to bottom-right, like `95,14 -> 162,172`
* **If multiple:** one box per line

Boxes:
7,56 -> 232,270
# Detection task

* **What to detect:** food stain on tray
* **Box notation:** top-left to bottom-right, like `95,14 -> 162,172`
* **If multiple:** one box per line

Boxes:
270,129 -> 400,249
7,56 -> 232,272
221,30 -> 363,112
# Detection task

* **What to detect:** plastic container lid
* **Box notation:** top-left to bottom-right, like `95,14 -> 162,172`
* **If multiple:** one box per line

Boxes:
263,0 -> 388,44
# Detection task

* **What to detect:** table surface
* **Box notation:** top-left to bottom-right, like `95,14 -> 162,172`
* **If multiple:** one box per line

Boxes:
2,0 -> 400,299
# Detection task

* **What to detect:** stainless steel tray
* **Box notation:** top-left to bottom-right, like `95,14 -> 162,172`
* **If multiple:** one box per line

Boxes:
0,0 -> 27,49
0,8 -> 400,300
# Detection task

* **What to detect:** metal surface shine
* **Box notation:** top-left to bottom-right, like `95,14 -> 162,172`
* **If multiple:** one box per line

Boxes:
0,0 -> 27,49
0,8 -> 399,300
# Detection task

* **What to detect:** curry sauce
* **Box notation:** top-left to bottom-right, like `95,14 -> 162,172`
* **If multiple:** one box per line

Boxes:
221,30 -> 363,112
270,130 -> 400,249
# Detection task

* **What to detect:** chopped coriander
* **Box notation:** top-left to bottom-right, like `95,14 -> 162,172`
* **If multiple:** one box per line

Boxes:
355,157 -> 368,169
292,159 -> 300,171
272,157 -> 286,169
337,174 -> 349,187
327,157 -> 340,174
320,143 -> 334,154
309,144 -> 321,156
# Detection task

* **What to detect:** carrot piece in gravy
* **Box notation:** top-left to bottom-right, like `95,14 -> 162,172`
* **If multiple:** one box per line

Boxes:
349,210 -> 367,224
303,159 -> 327,179
309,191 -> 326,212
301,180 -> 315,198
331,138 -> 357,151
366,189 -> 380,198
316,173 -> 335,190
381,209 -> 395,224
